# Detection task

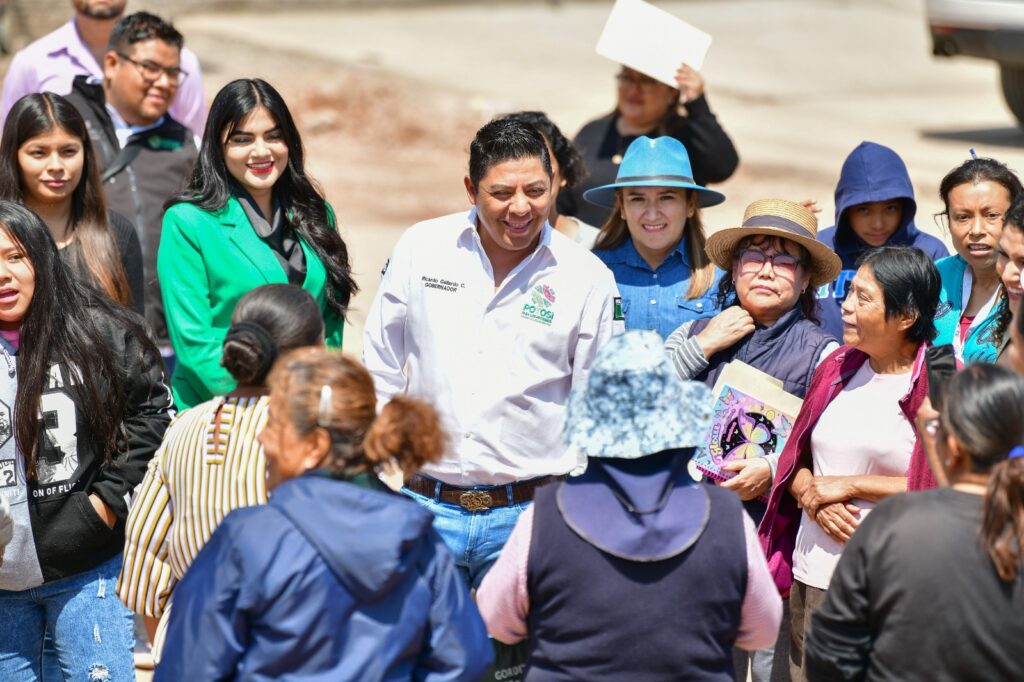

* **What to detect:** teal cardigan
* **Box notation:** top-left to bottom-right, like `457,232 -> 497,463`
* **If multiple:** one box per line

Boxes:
158,198 -> 344,409
933,254 -> 1001,364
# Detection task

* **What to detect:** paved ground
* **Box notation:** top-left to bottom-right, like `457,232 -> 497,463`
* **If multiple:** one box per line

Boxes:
175,0 -> 1024,359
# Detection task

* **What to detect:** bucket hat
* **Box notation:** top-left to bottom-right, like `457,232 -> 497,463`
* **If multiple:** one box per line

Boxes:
705,198 -> 842,287
564,330 -> 712,459
582,136 -> 726,209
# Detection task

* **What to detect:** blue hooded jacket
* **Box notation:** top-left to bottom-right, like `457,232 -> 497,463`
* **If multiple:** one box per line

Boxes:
815,142 -> 948,338
155,472 -> 493,682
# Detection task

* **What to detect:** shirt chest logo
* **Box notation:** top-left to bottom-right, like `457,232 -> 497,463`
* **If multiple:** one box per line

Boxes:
521,284 -> 556,326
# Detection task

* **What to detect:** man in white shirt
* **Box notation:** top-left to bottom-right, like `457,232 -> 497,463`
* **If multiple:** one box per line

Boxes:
363,117 -> 623,587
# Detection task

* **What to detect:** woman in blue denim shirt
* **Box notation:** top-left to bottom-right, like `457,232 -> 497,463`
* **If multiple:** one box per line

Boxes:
587,136 -> 727,338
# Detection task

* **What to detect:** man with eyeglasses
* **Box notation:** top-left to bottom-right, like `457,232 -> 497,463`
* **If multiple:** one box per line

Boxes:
0,1 -> 205,135
65,11 -> 199,367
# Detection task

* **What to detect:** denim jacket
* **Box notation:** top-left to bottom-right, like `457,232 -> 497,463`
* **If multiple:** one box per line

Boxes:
595,237 -> 726,339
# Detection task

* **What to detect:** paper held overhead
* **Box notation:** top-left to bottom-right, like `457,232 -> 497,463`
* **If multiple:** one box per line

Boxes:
595,0 -> 713,88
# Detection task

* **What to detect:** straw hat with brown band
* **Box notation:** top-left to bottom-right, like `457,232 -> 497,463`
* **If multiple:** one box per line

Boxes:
705,199 -> 842,288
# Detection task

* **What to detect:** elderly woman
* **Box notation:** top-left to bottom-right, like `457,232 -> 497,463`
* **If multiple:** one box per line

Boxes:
666,199 -> 841,504
477,331 -> 782,681
806,364 -> 1024,681
759,246 -> 941,682
933,156 -> 1022,363
559,63 -> 738,228
587,135 -> 727,339
156,349 -> 492,681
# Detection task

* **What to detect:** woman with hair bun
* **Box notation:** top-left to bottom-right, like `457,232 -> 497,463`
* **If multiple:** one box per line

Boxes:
156,349 -> 493,682
805,363 -> 1024,681
118,283 -> 325,663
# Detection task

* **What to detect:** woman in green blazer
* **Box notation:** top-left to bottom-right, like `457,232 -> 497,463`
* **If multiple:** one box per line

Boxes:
159,79 -> 356,409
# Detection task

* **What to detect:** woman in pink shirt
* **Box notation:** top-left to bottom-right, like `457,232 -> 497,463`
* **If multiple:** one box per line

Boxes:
759,246 -> 941,681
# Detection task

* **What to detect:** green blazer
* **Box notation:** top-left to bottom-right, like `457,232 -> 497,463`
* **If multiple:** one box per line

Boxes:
158,197 -> 344,409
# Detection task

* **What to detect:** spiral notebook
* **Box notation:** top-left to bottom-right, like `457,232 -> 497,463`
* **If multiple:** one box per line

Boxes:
690,361 -> 803,502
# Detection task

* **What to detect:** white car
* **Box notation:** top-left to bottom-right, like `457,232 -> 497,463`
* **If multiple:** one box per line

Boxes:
928,0 -> 1024,125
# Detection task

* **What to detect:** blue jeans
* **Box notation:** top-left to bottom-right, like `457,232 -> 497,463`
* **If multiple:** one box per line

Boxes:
0,555 -> 135,681
403,484 -> 530,589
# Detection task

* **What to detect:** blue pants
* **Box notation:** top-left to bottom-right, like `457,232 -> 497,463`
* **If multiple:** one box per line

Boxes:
403,484 -> 530,589
0,555 -> 135,681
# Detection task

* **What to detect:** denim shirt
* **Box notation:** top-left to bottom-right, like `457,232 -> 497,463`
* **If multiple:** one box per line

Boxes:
595,237 -> 726,339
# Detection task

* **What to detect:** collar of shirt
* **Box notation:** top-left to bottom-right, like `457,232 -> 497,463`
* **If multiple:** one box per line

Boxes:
460,206 -> 555,283
599,233 -> 690,273
106,100 -> 165,149
40,19 -> 104,77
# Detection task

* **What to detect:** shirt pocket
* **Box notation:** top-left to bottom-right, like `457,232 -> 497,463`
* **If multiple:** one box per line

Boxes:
676,294 -> 717,322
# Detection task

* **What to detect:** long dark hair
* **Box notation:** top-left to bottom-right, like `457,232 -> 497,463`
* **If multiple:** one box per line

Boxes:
940,363 -> 1024,582
0,201 -> 159,479
221,284 -> 325,387
169,79 -> 356,317
994,194 -> 1024,345
0,93 -> 131,306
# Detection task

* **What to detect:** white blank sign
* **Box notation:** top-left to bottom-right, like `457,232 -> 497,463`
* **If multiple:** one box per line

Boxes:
596,0 -> 713,87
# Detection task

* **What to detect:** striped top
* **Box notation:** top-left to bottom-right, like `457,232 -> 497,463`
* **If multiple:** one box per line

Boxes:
118,395 -> 269,618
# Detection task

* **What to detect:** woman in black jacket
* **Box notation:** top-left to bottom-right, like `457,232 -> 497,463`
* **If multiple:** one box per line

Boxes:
0,201 -> 172,681
558,63 -> 738,228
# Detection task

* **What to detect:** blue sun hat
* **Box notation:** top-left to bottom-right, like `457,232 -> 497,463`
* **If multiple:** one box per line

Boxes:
564,330 -> 712,459
582,136 -> 726,209
559,330 -> 716,561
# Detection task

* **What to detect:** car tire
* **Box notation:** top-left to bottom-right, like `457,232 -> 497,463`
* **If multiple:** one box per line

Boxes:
1000,64 -> 1024,127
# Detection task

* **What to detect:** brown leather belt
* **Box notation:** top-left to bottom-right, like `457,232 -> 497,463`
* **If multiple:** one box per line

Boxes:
406,474 -> 564,512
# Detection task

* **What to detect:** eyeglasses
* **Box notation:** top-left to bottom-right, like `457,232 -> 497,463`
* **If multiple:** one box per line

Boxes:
737,249 -> 803,274
116,52 -> 188,84
616,72 -> 661,90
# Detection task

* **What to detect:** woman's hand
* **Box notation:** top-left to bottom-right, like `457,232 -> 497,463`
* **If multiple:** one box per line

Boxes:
800,199 -> 822,214
720,457 -> 772,500
914,396 -> 948,487
674,64 -> 705,103
799,475 -> 855,517
814,501 -> 862,544
88,494 -> 117,530
695,306 -> 755,358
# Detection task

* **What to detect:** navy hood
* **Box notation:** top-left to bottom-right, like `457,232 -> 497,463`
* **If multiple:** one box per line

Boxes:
825,141 -> 921,266
270,473 -> 436,601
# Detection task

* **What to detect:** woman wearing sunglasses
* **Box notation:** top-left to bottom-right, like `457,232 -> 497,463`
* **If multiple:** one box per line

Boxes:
665,199 -> 840,682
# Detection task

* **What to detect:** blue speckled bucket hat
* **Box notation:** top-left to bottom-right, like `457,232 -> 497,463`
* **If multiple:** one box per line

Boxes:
565,330 -> 713,459
582,136 -> 726,209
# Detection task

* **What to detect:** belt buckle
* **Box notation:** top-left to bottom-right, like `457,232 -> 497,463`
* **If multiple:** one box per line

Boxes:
459,490 -> 493,512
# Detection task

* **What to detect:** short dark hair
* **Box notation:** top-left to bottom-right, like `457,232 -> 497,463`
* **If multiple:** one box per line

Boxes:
108,12 -> 184,53
501,111 -> 585,188
856,246 -> 940,345
468,117 -> 552,187
937,157 -> 1023,220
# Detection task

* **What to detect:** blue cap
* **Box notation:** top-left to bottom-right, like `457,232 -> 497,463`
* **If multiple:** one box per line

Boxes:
582,136 -> 726,209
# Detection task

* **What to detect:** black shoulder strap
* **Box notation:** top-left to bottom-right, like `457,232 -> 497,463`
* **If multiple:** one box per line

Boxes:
100,141 -> 144,183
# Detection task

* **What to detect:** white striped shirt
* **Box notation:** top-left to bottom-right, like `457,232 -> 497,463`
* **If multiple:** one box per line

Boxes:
117,395 -> 269,618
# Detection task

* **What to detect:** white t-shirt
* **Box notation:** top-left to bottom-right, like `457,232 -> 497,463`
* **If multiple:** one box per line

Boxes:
792,362 -> 915,589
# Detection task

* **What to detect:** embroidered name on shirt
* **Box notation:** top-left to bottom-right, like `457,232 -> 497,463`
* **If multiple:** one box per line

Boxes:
421,276 -> 464,293
522,284 -> 556,326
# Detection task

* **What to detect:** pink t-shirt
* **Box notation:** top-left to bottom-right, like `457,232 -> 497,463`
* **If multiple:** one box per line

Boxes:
792,361 -> 915,589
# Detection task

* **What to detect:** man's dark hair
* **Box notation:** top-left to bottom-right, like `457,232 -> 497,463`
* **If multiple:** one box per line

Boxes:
856,245 -> 940,345
468,118 -> 552,187
108,12 -> 184,53
501,111 -> 586,188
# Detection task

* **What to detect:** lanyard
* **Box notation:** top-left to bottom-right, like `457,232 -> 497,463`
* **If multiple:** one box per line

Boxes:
953,268 -> 999,362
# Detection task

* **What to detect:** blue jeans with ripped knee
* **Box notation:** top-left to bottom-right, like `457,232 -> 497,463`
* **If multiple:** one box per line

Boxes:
0,554 -> 134,682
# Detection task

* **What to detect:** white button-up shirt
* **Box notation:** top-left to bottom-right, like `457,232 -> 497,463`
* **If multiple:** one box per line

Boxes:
363,209 -> 623,485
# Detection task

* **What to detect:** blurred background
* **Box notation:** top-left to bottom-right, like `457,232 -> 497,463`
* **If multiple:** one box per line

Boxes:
3,0 -> 1022,355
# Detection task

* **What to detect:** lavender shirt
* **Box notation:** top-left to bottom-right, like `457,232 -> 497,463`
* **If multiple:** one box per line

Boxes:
1,18 -> 207,136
